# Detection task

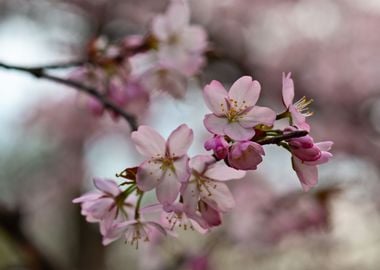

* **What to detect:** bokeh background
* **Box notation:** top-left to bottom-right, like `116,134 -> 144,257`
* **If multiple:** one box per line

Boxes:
1,0 -> 380,269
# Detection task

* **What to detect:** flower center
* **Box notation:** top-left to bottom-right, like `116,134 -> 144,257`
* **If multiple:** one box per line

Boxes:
294,96 -> 313,117
125,223 -> 149,249
220,98 -> 250,123
159,157 -> 175,172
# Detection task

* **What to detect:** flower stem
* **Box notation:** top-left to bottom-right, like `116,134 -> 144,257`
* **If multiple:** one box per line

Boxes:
134,192 -> 144,220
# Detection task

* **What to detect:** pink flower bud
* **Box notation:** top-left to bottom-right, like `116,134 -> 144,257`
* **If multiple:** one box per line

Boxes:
288,135 -> 321,162
204,135 -> 229,159
228,141 -> 265,170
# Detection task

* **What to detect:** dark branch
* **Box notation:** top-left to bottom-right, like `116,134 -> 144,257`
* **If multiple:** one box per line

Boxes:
257,130 -> 308,145
0,62 -> 138,131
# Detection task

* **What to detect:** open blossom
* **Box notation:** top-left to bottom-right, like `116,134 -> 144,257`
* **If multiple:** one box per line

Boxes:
228,141 -> 265,170
182,155 -> 246,215
204,135 -> 229,160
102,219 -> 167,247
131,124 -> 193,205
152,0 -> 207,76
286,129 -> 333,191
282,72 -> 312,131
72,178 -> 134,237
203,76 -> 276,141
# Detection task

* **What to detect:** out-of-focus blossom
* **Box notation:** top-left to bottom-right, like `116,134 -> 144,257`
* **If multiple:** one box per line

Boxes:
228,141 -> 265,170
286,128 -> 333,191
282,72 -> 312,131
132,124 -> 193,205
204,135 -> 229,160
152,0 -> 208,76
182,155 -> 245,214
203,76 -> 276,141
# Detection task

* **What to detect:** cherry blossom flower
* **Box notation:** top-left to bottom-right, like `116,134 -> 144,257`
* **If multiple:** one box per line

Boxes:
162,202 -> 209,232
131,124 -> 193,205
228,141 -> 265,170
204,135 -> 229,160
102,219 -> 167,247
203,76 -> 276,141
286,130 -> 333,191
152,0 -> 208,76
72,178 -> 135,237
282,72 -> 312,131
182,155 -> 245,215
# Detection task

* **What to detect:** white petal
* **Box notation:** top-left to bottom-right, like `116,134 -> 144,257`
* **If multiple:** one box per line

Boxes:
240,106 -> 276,128
167,124 -> 193,157
228,76 -> 260,108
203,80 -> 228,116
204,162 -> 246,181
201,182 -> 235,212
131,125 -> 166,158
203,114 -> 229,135
156,170 -> 181,205
136,160 -> 164,191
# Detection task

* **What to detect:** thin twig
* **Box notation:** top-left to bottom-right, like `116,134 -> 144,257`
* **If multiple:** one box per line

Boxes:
0,62 -> 138,131
257,130 -> 308,145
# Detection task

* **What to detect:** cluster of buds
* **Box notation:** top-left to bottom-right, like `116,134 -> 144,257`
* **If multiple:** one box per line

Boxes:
73,73 -> 333,248
70,0 -> 208,118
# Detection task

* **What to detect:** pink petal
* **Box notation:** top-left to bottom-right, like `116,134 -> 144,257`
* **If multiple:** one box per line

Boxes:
203,80 -> 228,116
166,124 -> 193,157
156,171 -> 181,205
305,151 -> 333,166
167,0 -> 190,33
182,181 -> 200,214
228,142 -> 264,170
228,76 -> 260,108
203,114 -> 229,135
86,198 -> 114,220
199,201 -> 222,227
204,162 -> 246,181
189,155 -> 215,173
152,15 -> 169,41
173,156 -> 191,182
182,26 -> 207,52
72,192 -> 101,203
131,125 -> 166,158
93,178 -> 120,197
289,106 -> 309,131
240,106 -> 276,128
201,181 -> 235,212
102,220 -> 136,246
315,141 -> 333,152
282,72 -> 294,108
292,157 -> 318,192
137,160 -> 164,191
224,122 -> 255,141
146,221 -> 167,236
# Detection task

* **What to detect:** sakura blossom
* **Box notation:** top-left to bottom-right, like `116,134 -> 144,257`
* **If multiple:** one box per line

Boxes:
152,0 -> 208,76
72,178 -> 135,237
228,141 -> 265,170
102,219 -> 167,248
282,72 -> 312,131
203,76 -> 276,141
204,135 -> 229,160
286,128 -> 333,191
131,124 -> 193,205
182,155 -> 245,215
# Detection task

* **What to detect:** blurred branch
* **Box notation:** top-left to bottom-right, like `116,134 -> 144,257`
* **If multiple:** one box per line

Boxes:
0,61 -> 138,131
258,130 -> 308,145
0,204 -> 57,270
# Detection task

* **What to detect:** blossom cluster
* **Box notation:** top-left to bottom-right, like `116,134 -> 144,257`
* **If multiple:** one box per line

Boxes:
70,0 -> 207,118
73,72 -> 333,248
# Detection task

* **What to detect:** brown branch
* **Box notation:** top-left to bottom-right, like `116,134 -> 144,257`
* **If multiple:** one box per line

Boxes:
0,62 -> 138,131
257,130 -> 308,145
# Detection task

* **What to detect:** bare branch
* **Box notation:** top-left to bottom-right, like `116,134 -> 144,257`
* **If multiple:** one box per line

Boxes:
0,62 -> 138,131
